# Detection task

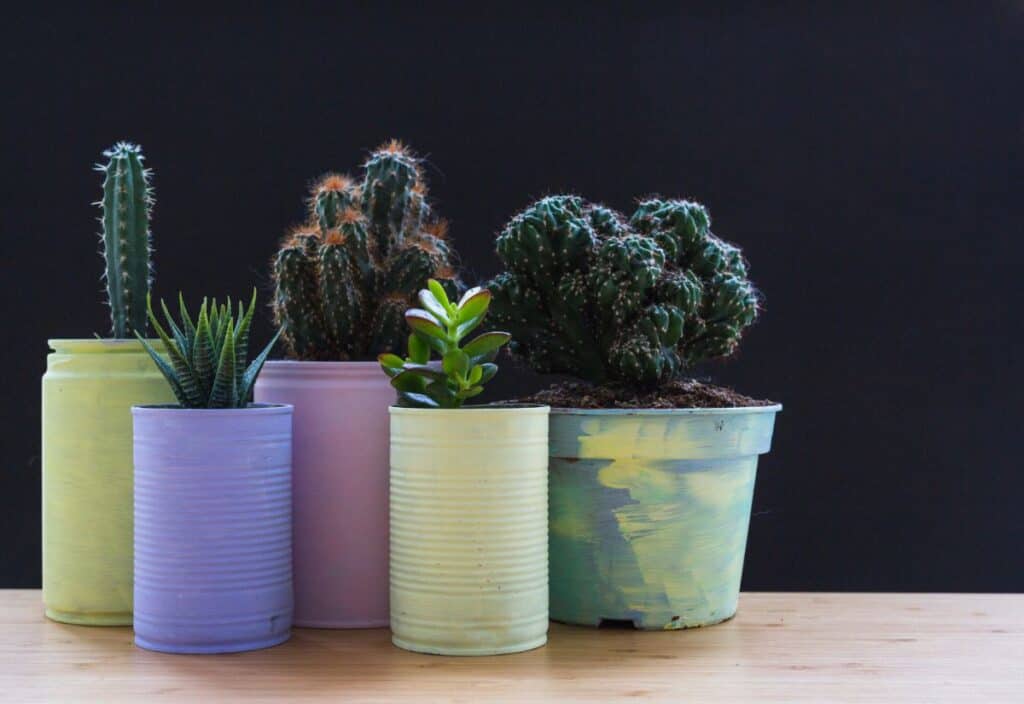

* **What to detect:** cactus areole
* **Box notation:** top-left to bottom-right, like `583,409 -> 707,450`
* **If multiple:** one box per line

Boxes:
487,195 -> 760,391
272,141 -> 461,361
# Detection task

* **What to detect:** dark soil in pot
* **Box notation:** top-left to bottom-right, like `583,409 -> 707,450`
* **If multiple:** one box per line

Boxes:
515,379 -> 775,409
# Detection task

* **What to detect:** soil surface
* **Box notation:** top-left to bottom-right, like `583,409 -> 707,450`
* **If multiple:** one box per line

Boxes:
514,379 -> 776,410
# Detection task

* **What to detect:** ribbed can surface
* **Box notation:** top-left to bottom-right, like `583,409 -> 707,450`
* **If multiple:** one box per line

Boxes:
254,361 -> 391,628
132,404 -> 293,654
389,405 -> 550,656
548,405 -> 781,630
41,339 -> 175,625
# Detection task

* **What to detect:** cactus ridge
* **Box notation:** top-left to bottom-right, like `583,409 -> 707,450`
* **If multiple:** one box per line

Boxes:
272,141 -> 461,360
96,142 -> 153,338
488,195 -> 759,387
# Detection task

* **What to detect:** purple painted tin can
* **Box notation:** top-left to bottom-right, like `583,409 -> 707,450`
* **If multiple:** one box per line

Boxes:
132,404 -> 294,654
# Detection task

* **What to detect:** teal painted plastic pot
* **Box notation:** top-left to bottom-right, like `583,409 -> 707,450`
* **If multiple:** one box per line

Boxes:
548,405 -> 781,630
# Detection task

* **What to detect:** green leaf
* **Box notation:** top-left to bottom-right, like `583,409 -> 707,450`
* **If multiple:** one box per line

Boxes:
408,333 -> 430,364
192,300 -> 214,402
233,289 -> 256,391
379,353 -> 405,369
147,295 -> 202,406
178,293 -> 196,352
456,287 -> 491,323
443,348 -> 469,378
468,364 -> 483,385
398,391 -> 440,408
160,298 -> 190,360
456,385 -> 484,400
135,333 -> 188,406
418,289 -> 450,324
390,369 -> 428,393
240,326 -> 283,403
427,279 -> 452,311
463,331 -> 511,358
378,353 -> 404,379
426,379 -> 458,407
454,313 -> 485,340
478,362 -> 498,384
406,309 -> 447,340
401,364 -> 447,381
208,331 -> 237,408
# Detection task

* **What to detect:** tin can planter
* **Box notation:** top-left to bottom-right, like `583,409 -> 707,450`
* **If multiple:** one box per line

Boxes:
132,404 -> 294,654
41,339 -> 174,626
389,404 -> 550,656
254,361 -> 390,628
549,405 -> 781,630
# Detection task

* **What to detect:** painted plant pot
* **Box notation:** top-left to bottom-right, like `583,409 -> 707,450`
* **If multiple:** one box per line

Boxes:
549,405 -> 781,630
132,404 -> 293,654
41,339 -> 174,626
254,361 -> 391,628
389,405 -> 550,656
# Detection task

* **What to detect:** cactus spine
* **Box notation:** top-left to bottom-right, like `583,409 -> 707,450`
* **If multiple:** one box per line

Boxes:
96,142 -> 153,338
272,141 -> 460,360
488,195 -> 759,388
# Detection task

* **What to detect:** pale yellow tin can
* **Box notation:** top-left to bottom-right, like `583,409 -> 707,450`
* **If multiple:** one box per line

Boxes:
389,404 -> 550,656
41,339 -> 173,625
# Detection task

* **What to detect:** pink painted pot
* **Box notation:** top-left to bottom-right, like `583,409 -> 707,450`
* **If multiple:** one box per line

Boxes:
254,361 -> 392,628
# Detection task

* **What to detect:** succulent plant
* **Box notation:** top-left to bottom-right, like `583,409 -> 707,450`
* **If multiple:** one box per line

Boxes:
488,195 -> 758,388
379,280 -> 510,408
272,141 -> 460,361
95,142 -> 154,338
136,290 -> 282,409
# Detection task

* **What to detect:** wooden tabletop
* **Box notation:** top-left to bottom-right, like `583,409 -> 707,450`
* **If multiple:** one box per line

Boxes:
0,591 -> 1020,702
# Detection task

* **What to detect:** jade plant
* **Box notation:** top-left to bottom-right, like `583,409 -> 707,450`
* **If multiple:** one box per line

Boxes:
272,140 -> 461,361
487,195 -> 759,387
378,280 -> 510,408
95,142 -> 153,338
136,290 -> 282,408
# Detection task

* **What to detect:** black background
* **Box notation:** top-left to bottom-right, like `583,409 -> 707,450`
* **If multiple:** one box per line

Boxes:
2,3 -> 1021,591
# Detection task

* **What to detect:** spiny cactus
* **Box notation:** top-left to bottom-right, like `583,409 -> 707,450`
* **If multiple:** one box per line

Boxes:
95,142 -> 154,338
488,195 -> 759,387
272,141 -> 460,361
137,290 -> 282,409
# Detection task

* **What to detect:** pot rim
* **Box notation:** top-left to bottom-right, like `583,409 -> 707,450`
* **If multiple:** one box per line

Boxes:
262,359 -> 379,368
131,402 -> 293,416
48,338 -> 163,353
389,403 -> 550,416
548,403 -> 782,416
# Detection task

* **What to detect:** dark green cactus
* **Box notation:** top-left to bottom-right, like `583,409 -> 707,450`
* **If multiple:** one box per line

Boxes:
96,142 -> 153,338
272,141 -> 461,360
488,195 -> 759,387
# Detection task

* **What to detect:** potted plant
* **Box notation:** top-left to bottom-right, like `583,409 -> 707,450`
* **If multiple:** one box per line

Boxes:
254,141 -> 461,628
131,291 -> 288,654
379,280 -> 549,655
487,195 -> 781,630
41,142 -> 175,625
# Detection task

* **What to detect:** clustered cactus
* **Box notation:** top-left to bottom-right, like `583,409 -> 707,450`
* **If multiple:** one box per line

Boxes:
272,141 -> 460,361
96,142 -> 153,338
488,195 -> 758,387
379,280 -> 510,408
137,290 -> 281,408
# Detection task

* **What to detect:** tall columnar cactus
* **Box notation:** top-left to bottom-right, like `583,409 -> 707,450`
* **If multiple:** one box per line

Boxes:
488,195 -> 759,387
272,141 -> 460,360
96,142 -> 153,338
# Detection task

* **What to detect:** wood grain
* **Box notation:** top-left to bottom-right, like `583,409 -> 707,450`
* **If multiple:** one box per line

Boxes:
0,591 -> 1020,703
